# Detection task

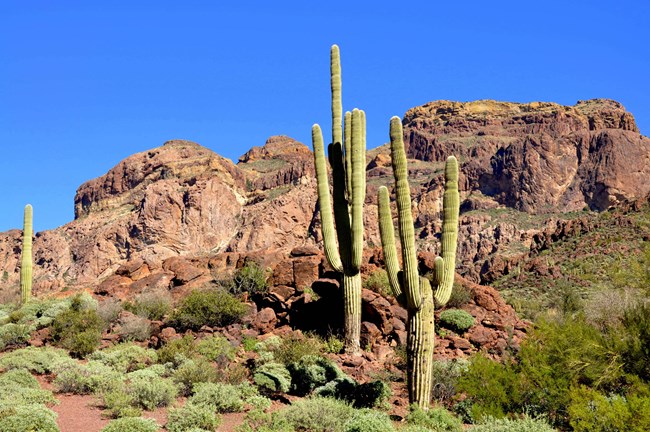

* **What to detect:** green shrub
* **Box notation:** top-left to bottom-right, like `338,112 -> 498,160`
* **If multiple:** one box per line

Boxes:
567,386 -> 650,432
406,406 -> 463,432
51,299 -> 104,357
314,377 -> 391,409
0,382 -> 58,406
471,415 -> 557,431
124,291 -> 172,321
279,396 -> 353,432
254,362 -> 292,393
54,361 -> 124,394
166,404 -> 221,432
0,323 -> 31,350
129,375 -> 178,410
228,262 -> 269,296
0,368 -> 40,389
273,333 -> 323,364
0,346 -> 74,374
100,417 -> 160,432
288,355 -> 345,396
172,357 -> 218,396
90,343 -> 158,373
0,404 -> 59,432
431,359 -> 469,404
157,334 -> 197,366
100,386 -> 142,418
323,334 -> 345,354
621,302 -> 650,380
439,309 -> 475,334
97,298 -> 123,324
189,382 -> 251,413
363,270 -> 391,297
126,364 -> 167,380
169,288 -> 248,331
345,409 -> 395,432
196,334 -> 236,365
446,282 -> 472,308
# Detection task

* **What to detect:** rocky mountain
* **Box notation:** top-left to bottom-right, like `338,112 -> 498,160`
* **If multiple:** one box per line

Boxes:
0,98 -> 648,305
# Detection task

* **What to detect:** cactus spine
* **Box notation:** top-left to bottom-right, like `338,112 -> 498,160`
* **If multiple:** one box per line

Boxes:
20,204 -> 33,304
378,117 -> 459,408
313,45 -> 366,354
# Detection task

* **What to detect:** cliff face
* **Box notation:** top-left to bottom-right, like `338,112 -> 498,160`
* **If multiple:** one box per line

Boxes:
0,99 -> 648,296
403,99 -> 649,212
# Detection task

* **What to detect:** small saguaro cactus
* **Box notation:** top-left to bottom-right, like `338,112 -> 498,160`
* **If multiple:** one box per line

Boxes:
20,204 -> 33,304
312,45 -> 367,354
378,117 -> 459,408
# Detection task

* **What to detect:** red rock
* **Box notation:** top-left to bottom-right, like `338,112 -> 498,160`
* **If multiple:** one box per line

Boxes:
159,327 -> 178,343
293,256 -> 320,291
252,308 -> 277,334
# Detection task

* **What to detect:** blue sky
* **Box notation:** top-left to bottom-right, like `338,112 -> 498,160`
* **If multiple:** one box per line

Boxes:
1,1 -> 648,232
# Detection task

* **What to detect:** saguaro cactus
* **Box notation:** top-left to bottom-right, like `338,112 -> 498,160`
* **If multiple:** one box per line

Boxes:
20,204 -> 33,304
313,45 -> 366,354
378,117 -> 459,408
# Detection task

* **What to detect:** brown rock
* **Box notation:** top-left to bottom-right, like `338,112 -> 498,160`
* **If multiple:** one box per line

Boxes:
293,256 -> 320,291
253,308 -> 278,334
159,327 -> 179,343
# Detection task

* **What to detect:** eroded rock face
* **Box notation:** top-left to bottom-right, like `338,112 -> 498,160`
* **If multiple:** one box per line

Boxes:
404,99 -> 650,212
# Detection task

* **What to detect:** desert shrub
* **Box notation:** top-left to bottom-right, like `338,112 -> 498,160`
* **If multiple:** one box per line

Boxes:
90,343 -> 158,373
0,382 -> 58,406
157,334 -> 197,365
0,323 -> 31,350
345,409 -> 395,432
0,346 -> 74,374
50,298 -> 104,357
471,415 -> 557,432
130,375 -> 178,410
567,385 -> 650,432
228,262 -> 269,296
279,396 -> 353,432
0,368 -> 40,389
126,364 -> 167,380
100,386 -> 142,418
117,314 -> 151,342
124,291 -> 172,321
406,406 -> 463,432
274,333 -> 323,364
288,355 -> 345,396
323,334 -> 345,354
363,270 -> 391,297
314,376 -> 391,409
254,362 -> 292,393
439,309 -> 475,334
172,356 -> 218,396
189,382 -> 254,413
0,404 -> 59,432
621,302 -> 650,380
53,361 -> 123,394
446,282 -> 472,308
196,334 -> 236,364
431,359 -> 469,404
169,288 -> 248,331
166,404 -> 221,432
100,417 -> 160,432
97,298 -> 123,324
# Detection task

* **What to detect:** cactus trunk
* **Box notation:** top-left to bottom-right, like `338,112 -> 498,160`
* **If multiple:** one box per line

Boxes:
20,204 -> 33,305
312,45 -> 365,355
407,278 -> 435,408
343,273 -> 362,353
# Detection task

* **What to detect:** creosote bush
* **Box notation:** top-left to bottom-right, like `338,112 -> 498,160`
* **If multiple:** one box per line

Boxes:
228,262 -> 269,297
471,415 -> 557,432
0,404 -> 60,432
51,294 -> 104,358
166,404 -> 221,432
169,288 -> 248,331
123,290 -> 172,321
438,309 -> 475,334
406,406 -> 463,432
0,346 -> 74,374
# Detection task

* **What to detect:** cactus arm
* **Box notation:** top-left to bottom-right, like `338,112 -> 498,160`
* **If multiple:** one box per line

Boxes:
389,116 -> 421,310
360,109 -> 367,199
328,142 -> 352,269
20,204 -> 33,304
331,45 -> 342,147
350,109 -> 365,271
378,186 -> 404,304
312,124 -> 344,272
344,111 -> 352,203
433,156 -> 460,306
407,276 -> 435,407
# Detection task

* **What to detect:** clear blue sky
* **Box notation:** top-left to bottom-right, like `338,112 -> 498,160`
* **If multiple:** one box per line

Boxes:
1,1 -> 648,232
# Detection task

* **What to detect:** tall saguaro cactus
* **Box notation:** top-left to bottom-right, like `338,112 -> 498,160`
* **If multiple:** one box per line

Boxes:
20,204 -> 33,304
313,45 -> 366,354
378,117 -> 459,408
